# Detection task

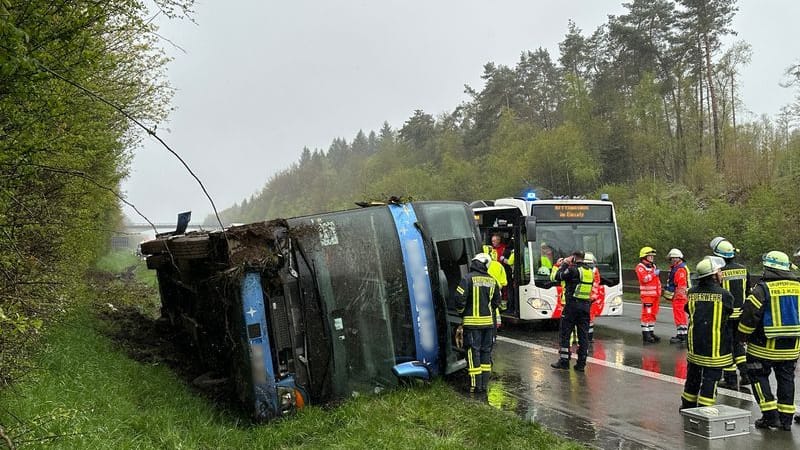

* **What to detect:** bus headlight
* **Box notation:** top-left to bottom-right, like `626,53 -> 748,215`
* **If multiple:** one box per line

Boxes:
608,295 -> 623,307
526,297 -> 553,311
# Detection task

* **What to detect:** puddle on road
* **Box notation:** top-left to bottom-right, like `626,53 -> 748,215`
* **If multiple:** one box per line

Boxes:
460,372 -> 653,450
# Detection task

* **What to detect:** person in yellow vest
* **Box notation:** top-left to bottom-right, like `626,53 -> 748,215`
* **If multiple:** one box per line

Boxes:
738,251 -> 800,431
537,241 -> 554,275
550,251 -> 595,372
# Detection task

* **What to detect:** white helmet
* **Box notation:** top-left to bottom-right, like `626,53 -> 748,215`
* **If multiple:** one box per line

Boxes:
583,252 -> 596,265
472,253 -> 491,267
695,256 -> 725,278
666,248 -> 684,259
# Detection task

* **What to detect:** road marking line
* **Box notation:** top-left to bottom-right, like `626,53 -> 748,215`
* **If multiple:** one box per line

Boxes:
497,335 -> 754,402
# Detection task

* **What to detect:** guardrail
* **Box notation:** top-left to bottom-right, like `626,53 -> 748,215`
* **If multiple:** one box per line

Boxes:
621,269 -> 761,295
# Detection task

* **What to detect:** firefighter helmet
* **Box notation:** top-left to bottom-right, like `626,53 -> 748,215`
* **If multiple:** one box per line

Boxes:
472,252 -> 491,267
639,246 -> 657,258
666,248 -> 684,259
696,256 -> 725,278
711,239 -> 736,258
762,251 -> 791,271
709,236 -> 726,251
583,252 -> 596,265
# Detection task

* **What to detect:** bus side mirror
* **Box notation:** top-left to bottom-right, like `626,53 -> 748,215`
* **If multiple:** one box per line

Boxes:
392,361 -> 432,381
524,216 -> 537,242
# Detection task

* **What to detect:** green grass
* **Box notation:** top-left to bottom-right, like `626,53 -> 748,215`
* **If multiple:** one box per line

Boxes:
0,254 -> 583,449
94,250 -> 156,287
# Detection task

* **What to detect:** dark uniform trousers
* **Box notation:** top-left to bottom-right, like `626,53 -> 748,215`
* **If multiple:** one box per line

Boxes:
558,301 -> 591,363
682,364 -> 723,408
723,318 -> 747,380
465,327 -> 494,393
747,356 -> 797,422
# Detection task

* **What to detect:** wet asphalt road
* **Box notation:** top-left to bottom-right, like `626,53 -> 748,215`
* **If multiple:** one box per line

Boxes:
485,301 -> 800,449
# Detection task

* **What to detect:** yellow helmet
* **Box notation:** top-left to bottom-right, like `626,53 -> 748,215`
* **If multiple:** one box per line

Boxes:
762,251 -> 791,271
639,246 -> 657,258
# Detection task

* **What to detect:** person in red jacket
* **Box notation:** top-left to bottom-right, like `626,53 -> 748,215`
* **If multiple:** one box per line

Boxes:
664,248 -> 690,344
636,246 -> 662,344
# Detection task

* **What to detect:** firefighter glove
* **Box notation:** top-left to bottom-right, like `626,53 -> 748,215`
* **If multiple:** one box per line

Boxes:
455,325 -> 464,349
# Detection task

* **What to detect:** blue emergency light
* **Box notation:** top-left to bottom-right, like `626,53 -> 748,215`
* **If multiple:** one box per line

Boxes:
525,191 -> 537,201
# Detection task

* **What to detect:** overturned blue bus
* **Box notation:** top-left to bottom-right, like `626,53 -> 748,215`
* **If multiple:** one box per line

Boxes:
142,201 -> 479,421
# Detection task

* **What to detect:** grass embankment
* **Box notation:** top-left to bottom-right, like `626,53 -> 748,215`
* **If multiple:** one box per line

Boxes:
0,251 -> 582,449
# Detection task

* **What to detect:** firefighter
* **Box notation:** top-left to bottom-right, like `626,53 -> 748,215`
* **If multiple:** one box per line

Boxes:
584,252 -> 605,342
455,253 -> 502,395
550,251 -> 594,372
636,246 -> 662,344
664,249 -> 690,344
710,237 -> 752,389
486,257 -> 507,330
738,250 -> 800,431
680,256 -> 733,410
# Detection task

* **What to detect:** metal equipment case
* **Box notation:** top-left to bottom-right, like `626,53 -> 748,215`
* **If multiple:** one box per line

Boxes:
680,405 -> 751,439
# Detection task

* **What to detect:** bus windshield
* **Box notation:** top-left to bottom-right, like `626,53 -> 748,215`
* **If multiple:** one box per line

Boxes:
533,222 -> 620,283
290,207 -> 415,397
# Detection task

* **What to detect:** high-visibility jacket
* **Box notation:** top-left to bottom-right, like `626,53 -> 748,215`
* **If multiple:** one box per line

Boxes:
665,262 -> 690,301
636,261 -> 662,298
685,278 -> 734,367
455,260 -> 501,328
720,260 -> 750,320
482,244 -> 506,263
486,259 -> 507,325
550,262 -> 566,307
486,260 -> 507,288
553,264 -> 594,304
738,272 -> 800,361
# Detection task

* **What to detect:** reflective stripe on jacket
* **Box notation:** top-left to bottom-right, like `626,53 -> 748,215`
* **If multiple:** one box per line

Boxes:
455,262 -> 501,328
685,280 -> 734,367
738,275 -> 800,360
720,261 -> 750,320
636,261 -> 662,298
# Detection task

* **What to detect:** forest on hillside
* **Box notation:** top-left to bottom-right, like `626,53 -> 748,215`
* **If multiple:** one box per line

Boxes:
215,0 -> 800,268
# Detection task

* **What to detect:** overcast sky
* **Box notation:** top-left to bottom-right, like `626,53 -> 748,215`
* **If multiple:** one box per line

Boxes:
121,0 -> 800,225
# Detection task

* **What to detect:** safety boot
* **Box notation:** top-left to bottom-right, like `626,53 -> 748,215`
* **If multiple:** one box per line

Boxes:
779,413 -> 793,431
754,410 -> 780,429
642,331 -> 657,344
550,359 -> 569,370
574,360 -> 586,372
650,331 -> 661,343
669,334 -> 686,344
